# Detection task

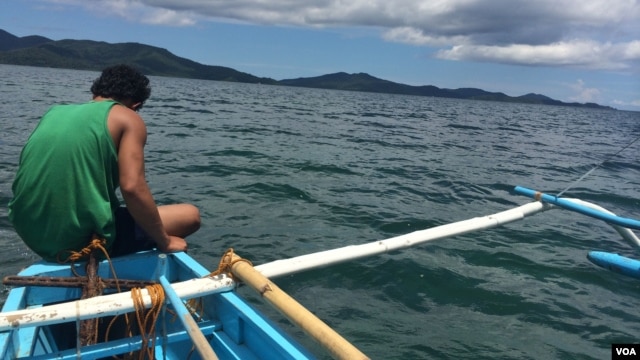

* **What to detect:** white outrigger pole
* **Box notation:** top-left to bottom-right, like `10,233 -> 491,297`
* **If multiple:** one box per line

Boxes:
256,186 -> 640,278
256,201 -> 550,278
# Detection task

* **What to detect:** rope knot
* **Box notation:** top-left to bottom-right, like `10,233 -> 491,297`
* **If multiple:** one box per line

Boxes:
57,234 -> 111,264
207,248 -> 252,281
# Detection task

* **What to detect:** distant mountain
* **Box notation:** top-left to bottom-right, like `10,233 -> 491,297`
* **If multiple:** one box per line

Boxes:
0,30 -> 276,84
279,72 -> 511,100
0,29 -> 614,110
0,29 -> 52,51
279,72 -> 615,109
280,72 -> 447,97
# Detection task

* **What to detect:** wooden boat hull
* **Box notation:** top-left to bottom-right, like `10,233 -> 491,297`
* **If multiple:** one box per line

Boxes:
0,251 -> 316,359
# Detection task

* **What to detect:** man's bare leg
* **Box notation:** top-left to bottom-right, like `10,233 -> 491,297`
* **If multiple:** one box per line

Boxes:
158,204 -> 201,238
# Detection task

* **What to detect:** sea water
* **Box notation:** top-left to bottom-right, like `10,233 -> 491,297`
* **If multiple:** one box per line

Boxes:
1,64 -> 640,359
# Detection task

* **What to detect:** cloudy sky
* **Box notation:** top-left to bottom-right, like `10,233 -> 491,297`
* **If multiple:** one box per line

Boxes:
2,0 -> 639,110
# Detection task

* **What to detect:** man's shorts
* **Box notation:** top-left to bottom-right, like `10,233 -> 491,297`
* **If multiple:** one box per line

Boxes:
110,207 -> 155,257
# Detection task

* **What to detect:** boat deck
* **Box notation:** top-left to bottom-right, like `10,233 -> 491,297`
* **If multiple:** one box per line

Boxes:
0,251 -> 316,360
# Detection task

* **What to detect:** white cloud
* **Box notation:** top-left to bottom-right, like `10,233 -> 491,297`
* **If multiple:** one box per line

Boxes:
43,0 -> 640,71
382,27 -> 470,47
140,8 -> 198,26
568,79 -> 601,103
435,39 -> 639,70
47,0 -> 199,26
612,99 -> 640,109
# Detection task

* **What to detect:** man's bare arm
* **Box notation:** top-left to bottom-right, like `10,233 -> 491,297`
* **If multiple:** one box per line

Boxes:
110,105 -> 187,252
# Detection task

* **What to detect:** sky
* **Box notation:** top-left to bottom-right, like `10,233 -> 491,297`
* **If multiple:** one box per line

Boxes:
1,0 -> 639,111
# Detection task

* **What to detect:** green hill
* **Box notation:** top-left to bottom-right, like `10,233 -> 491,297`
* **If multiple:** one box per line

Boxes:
279,73 -> 614,109
0,29 -> 614,109
279,72 -> 507,100
0,30 -> 276,84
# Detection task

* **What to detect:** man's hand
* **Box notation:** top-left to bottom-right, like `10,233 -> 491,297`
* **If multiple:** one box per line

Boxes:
157,235 -> 188,253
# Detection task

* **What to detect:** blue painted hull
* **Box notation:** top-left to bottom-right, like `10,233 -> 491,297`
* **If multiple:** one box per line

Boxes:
0,251 -> 316,359
587,251 -> 640,280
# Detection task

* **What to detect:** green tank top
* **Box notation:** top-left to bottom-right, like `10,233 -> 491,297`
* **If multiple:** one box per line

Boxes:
9,100 -> 120,261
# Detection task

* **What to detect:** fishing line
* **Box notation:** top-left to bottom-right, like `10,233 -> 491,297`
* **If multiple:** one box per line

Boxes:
556,134 -> 640,197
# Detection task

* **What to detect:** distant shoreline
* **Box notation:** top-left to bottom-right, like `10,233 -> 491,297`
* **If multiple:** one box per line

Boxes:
0,29 -> 616,110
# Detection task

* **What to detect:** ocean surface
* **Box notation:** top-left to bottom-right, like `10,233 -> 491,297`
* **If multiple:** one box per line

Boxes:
2,64 -> 640,359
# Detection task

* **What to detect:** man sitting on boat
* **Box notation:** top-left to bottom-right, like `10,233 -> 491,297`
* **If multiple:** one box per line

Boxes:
8,64 -> 200,262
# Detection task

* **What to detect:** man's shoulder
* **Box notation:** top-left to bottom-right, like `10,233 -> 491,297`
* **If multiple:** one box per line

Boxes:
42,101 -> 108,119
106,102 -> 146,134
48,100 -> 114,112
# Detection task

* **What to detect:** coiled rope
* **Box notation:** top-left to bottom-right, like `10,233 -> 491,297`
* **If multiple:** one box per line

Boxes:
131,284 -> 165,360
56,236 -> 167,359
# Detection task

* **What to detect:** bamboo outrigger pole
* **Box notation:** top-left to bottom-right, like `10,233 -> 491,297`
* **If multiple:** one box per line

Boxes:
228,252 -> 370,360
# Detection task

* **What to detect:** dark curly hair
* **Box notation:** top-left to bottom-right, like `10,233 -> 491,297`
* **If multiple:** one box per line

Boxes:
91,64 -> 151,108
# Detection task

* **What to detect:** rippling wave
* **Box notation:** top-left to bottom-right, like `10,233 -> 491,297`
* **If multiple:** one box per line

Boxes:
2,65 -> 640,359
